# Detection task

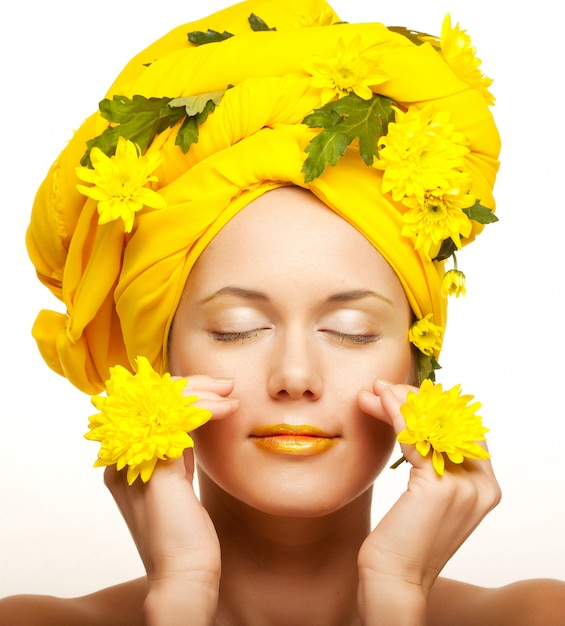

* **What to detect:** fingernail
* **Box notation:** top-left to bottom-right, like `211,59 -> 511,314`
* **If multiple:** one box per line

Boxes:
216,377 -> 234,383
375,378 -> 392,387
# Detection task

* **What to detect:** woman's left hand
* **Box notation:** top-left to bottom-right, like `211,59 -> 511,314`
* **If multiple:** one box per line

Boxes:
356,379 -> 501,623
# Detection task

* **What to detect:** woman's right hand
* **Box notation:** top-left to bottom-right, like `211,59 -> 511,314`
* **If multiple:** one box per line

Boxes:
103,376 -> 238,626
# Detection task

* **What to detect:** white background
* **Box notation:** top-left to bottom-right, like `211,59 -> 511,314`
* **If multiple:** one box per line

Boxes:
1,0 -> 564,597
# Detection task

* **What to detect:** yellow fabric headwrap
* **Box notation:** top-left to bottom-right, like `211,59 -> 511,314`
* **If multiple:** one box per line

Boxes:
27,0 -> 500,394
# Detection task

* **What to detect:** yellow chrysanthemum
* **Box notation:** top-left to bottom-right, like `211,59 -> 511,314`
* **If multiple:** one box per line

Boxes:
297,8 -> 340,27
304,36 -> 389,103
442,269 -> 467,297
409,314 -> 444,356
440,14 -> 494,106
85,356 -> 211,484
76,137 -> 166,233
398,379 -> 490,476
373,105 -> 469,202
401,182 -> 474,259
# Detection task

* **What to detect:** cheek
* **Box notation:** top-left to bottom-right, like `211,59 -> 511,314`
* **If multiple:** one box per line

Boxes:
359,420 -> 397,480
340,338 -> 415,391
191,419 -> 240,480
379,337 -> 416,385
169,328 -> 241,378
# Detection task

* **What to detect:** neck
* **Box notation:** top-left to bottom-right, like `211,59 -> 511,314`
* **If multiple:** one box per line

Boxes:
198,469 -> 372,625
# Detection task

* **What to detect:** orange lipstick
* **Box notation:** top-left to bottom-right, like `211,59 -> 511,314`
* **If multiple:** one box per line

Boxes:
251,424 -> 338,456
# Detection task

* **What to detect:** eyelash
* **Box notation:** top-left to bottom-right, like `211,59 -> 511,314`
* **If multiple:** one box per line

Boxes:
323,330 -> 382,345
209,330 -> 262,343
209,330 -> 382,345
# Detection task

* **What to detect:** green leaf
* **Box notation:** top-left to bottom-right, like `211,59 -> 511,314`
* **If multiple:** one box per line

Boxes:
175,98 -> 219,153
302,93 -> 395,183
463,200 -> 499,224
169,91 -> 224,117
302,106 -> 343,130
81,91 -> 226,166
418,353 -> 441,383
248,13 -> 276,31
176,116 -> 198,153
81,95 -> 185,166
187,29 -> 234,45
433,238 -> 458,262
97,94 -> 171,125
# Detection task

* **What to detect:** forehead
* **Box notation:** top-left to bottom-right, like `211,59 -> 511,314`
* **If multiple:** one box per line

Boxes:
185,186 -> 408,306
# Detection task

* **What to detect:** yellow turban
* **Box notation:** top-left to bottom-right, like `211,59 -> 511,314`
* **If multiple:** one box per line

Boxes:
27,0 -> 500,394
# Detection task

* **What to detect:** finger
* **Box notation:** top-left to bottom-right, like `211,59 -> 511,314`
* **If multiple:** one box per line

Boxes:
171,376 -> 239,420
181,375 -> 235,396
146,454 -> 194,486
357,379 -> 415,429
374,380 -> 415,434
357,380 -> 427,472
104,450 -> 196,505
183,446 -> 195,478
104,463 -> 126,495
359,380 -> 441,472
357,389 -> 388,425
192,396 -> 239,420
374,381 -> 497,479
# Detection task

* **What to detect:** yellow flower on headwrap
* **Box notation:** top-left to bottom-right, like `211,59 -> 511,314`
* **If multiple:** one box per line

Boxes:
401,180 -> 474,259
297,7 -> 339,27
439,14 -> 495,106
398,379 -> 490,476
76,137 -> 166,233
409,314 -> 444,356
373,105 -> 469,203
85,356 -> 211,484
304,35 -> 389,103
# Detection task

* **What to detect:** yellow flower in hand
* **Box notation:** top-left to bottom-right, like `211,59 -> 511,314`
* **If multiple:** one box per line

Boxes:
440,14 -> 494,105
398,379 -> 490,476
304,36 -> 389,103
76,137 -> 166,232
409,314 -> 444,357
85,356 -> 211,484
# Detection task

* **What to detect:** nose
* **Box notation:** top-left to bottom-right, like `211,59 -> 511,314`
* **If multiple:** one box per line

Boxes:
267,329 -> 323,401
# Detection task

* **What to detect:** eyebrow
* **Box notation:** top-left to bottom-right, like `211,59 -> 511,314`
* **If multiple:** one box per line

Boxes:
200,286 -> 393,306
326,289 -> 394,307
199,286 -> 270,304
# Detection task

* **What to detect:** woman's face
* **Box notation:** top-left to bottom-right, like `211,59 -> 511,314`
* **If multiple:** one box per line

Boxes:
169,187 -> 414,516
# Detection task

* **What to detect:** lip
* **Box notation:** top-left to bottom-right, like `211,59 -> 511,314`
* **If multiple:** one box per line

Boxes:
251,424 -> 338,456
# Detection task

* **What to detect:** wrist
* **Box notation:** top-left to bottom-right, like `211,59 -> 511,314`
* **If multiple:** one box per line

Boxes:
358,570 -> 428,626
144,575 -> 219,626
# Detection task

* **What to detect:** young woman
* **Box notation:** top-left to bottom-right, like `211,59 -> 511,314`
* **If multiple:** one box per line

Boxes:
2,0 -> 564,623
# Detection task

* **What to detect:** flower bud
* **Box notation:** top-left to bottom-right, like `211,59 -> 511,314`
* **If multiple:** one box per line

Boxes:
441,269 -> 466,297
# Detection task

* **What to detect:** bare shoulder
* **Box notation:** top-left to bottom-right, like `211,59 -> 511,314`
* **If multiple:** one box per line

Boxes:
429,576 -> 565,626
0,577 -> 147,626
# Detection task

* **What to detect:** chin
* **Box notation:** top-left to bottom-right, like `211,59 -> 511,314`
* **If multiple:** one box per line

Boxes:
250,488 -> 372,519
197,459 -> 382,519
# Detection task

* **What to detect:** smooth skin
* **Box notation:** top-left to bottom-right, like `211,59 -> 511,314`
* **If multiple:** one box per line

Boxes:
2,187 -> 564,625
